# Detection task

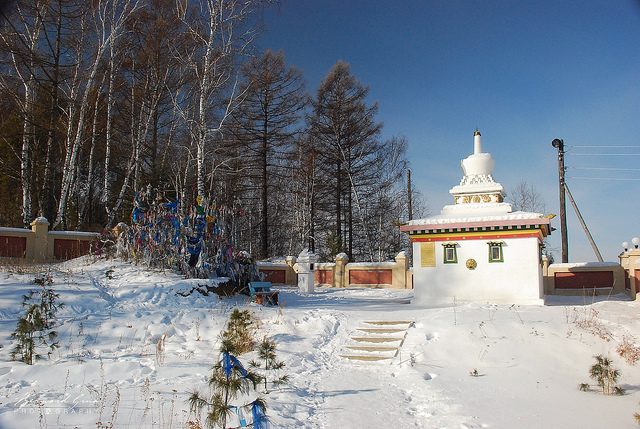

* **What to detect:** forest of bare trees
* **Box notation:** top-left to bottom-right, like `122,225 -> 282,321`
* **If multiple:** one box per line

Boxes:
0,0 -> 419,262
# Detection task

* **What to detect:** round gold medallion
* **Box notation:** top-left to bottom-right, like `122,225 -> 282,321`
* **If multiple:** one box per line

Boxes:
466,259 -> 477,270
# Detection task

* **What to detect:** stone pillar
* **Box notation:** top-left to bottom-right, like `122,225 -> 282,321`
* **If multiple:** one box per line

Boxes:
29,217 -> 50,262
334,253 -> 349,288
297,250 -> 317,293
621,249 -> 640,298
393,251 -> 409,289
542,255 -> 550,294
285,256 -> 297,285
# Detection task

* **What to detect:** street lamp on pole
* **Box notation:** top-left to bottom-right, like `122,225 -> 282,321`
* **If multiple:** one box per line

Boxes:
552,138 -> 569,263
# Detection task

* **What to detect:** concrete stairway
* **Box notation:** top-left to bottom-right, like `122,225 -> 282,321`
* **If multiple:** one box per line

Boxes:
341,321 -> 413,362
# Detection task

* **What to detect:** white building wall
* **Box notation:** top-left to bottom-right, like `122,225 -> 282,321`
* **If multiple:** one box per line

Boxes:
412,236 -> 544,304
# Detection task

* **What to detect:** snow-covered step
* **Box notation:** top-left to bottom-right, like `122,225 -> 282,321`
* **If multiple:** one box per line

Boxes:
342,320 -> 412,362
351,336 -> 403,344
340,354 -> 394,362
345,345 -> 399,352
364,320 -> 413,328
357,327 -> 406,334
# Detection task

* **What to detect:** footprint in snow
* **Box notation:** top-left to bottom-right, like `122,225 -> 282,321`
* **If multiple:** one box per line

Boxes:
423,373 -> 437,381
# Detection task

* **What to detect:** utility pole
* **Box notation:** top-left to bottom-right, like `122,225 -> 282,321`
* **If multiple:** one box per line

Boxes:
407,169 -> 413,222
407,169 -> 413,267
552,139 -> 568,263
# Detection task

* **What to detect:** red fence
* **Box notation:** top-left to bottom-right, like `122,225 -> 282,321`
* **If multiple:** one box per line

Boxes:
53,239 -> 93,260
259,268 -> 286,284
349,269 -> 392,286
544,262 -> 625,297
554,271 -> 614,289
0,235 -> 27,258
316,268 -> 333,285
0,218 -> 100,262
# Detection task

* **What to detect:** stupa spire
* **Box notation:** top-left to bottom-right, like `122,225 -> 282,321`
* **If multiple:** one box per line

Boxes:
446,129 -> 509,212
474,128 -> 482,154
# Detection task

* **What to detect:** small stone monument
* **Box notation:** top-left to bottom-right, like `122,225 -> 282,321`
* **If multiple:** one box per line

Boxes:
297,249 -> 317,293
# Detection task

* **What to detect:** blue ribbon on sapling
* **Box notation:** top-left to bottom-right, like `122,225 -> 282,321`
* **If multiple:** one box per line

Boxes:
251,401 -> 269,429
226,406 -> 247,427
222,352 -> 248,377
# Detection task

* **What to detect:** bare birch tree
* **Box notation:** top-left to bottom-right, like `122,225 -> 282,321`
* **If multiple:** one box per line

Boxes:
509,179 -> 546,213
53,0 -> 140,229
174,0 -> 265,206
0,0 -> 48,225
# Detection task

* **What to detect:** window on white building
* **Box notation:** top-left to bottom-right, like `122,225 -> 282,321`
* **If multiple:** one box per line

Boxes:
442,243 -> 458,264
488,241 -> 503,263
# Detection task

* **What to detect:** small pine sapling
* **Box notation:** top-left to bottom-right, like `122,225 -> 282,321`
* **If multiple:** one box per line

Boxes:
221,309 -> 257,355
188,350 -> 264,428
10,303 -> 40,364
10,277 -> 64,364
188,309 -> 268,428
250,337 -> 289,393
588,354 -> 624,395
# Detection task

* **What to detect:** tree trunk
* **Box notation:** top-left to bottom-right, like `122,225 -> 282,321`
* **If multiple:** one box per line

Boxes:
15,2 -> 48,226
336,159 -> 342,249
103,31 -> 116,221
260,122 -> 268,258
21,78 -> 34,226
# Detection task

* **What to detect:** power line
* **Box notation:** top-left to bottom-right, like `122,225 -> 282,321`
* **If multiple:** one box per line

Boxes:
568,167 -> 640,171
563,145 -> 640,179
569,145 -> 640,148
566,176 -> 640,181
569,153 -> 640,156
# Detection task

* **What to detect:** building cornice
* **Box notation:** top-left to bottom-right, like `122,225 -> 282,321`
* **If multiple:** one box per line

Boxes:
401,217 -> 551,234
408,228 -> 546,243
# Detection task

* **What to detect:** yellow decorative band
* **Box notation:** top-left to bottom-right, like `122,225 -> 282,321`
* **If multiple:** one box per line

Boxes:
410,229 -> 544,243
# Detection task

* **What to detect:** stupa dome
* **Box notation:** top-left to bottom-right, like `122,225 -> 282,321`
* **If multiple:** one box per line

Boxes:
443,130 -> 510,215
460,130 -> 496,177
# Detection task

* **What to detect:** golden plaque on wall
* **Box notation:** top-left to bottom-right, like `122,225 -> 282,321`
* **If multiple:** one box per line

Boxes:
420,242 -> 436,267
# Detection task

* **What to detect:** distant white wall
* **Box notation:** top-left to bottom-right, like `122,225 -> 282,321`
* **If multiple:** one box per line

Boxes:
412,236 -> 543,304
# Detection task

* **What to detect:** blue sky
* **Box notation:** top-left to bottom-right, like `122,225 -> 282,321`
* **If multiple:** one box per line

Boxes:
259,0 -> 640,263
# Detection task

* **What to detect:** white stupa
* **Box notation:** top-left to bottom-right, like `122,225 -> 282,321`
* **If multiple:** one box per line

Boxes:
444,130 -> 511,215
400,130 -> 552,304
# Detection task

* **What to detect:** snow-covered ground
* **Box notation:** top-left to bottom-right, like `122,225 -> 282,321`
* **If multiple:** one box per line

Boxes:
1,257 -> 640,428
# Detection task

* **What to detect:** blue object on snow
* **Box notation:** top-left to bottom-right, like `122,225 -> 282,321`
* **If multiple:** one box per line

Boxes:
252,401 -> 269,429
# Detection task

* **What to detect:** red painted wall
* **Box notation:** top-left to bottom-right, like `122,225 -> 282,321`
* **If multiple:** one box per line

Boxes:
554,271 -> 614,289
0,236 -> 27,258
260,269 -> 286,284
349,269 -> 392,285
54,239 -> 92,260
316,269 -> 333,285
